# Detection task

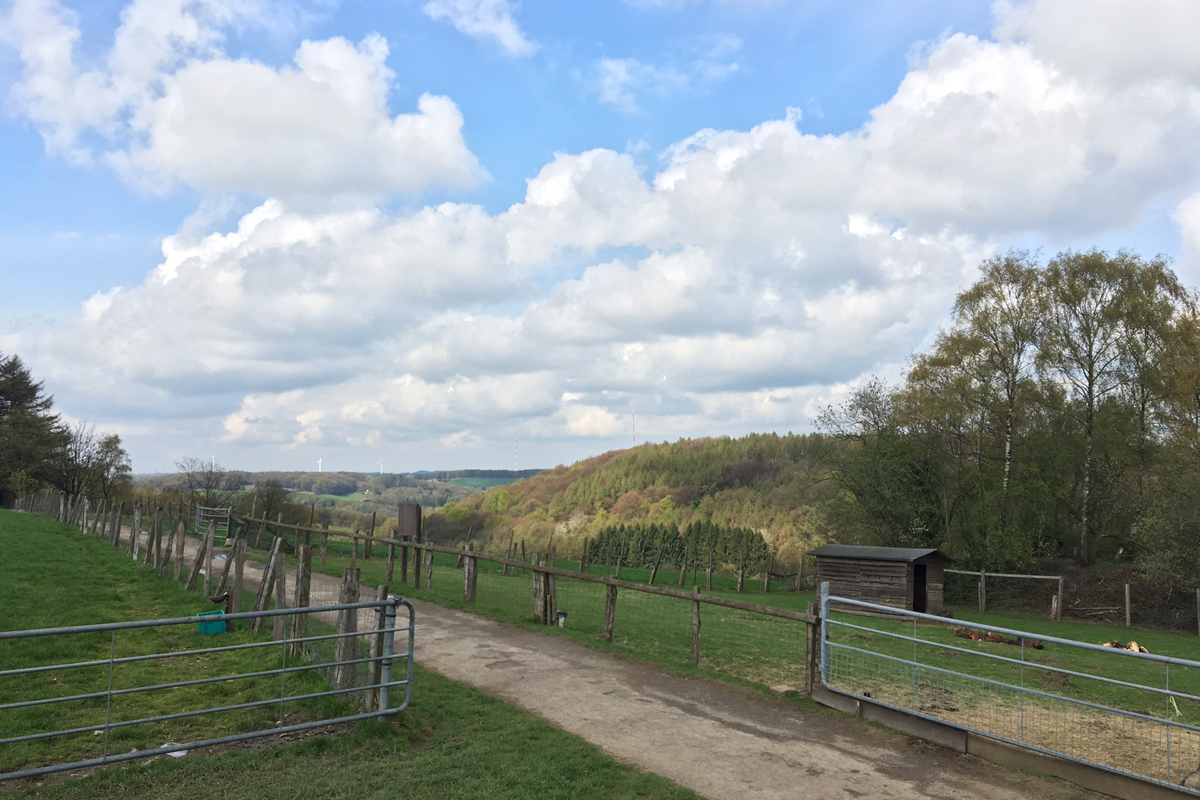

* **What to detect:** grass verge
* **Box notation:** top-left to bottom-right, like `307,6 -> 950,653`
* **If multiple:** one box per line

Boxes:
10,662 -> 698,800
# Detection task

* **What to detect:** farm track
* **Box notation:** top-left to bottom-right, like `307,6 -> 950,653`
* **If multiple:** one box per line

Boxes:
153,529 -> 1097,800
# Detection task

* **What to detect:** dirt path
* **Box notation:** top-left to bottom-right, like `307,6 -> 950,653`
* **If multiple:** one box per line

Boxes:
157,530 -> 1096,800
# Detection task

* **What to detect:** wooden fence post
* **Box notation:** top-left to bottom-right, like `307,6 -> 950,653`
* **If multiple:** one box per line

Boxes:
159,520 -> 176,577
691,586 -> 701,667
152,507 -> 165,570
128,503 -> 142,559
677,546 -> 686,587
320,525 -> 328,565
249,537 -> 284,634
805,600 -> 819,693
980,572 -> 987,613
546,552 -> 557,624
385,528 -> 396,583
289,544 -> 312,657
1125,584 -> 1132,628
185,521 -> 213,592
1056,577 -> 1064,621
604,582 -> 617,643
502,531 -> 515,576
201,521 -> 217,597
333,568 -> 361,690
763,557 -> 773,593
254,521 -> 265,550
464,542 -> 477,603
231,538 -> 247,624
108,501 -> 121,546
173,520 -> 186,582
88,500 -> 104,537
365,512 -> 376,561
736,568 -> 744,593
214,544 -> 235,595
364,584 -> 388,712
532,553 -> 544,623
272,548 -> 288,641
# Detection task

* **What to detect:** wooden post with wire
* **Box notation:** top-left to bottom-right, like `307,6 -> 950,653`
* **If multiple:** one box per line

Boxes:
604,581 -> 617,643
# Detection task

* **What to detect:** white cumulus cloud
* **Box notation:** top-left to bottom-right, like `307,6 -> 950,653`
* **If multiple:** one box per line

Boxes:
422,0 -> 537,58
1,0 -> 485,202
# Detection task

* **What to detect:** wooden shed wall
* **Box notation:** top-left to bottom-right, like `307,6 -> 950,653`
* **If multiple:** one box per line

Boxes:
920,560 -> 945,614
816,558 -> 911,610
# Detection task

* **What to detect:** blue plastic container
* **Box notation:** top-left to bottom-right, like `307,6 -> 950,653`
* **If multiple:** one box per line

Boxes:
197,610 -> 226,636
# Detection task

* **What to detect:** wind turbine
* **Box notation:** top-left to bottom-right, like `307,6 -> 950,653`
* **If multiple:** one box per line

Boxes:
379,458 -> 384,476
316,455 -> 323,473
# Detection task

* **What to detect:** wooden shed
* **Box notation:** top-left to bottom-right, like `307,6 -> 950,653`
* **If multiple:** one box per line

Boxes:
810,545 -> 953,615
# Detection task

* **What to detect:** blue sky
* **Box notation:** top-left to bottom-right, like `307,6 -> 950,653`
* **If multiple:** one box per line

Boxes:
2,0 -> 1199,474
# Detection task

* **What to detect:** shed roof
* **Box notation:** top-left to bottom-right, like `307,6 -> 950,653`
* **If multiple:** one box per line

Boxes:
809,544 -> 954,564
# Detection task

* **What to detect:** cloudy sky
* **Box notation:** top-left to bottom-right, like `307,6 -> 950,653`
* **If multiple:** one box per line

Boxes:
2,0 -> 1200,474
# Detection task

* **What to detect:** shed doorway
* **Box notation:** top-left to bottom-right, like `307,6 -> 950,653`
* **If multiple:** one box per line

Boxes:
913,564 -> 927,613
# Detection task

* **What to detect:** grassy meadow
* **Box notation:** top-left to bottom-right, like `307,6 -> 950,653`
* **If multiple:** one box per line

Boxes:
0,510 -> 698,799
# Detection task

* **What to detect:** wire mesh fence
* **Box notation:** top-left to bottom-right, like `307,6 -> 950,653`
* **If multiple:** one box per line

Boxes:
823,592 -> 1200,791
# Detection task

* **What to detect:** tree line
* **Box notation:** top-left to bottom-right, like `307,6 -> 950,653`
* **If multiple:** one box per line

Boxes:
0,353 -> 131,506
817,249 -> 1200,587
585,521 -> 774,585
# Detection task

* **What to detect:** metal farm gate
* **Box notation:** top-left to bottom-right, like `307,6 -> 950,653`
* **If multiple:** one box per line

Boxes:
819,586 -> 1200,793
0,598 -> 414,781
195,505 -> 232,540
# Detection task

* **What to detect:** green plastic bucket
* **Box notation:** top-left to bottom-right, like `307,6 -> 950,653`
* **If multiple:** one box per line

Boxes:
197,610 -> 226,636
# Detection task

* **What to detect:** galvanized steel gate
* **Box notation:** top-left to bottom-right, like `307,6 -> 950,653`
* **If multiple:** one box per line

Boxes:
819,585 -> 1200,794
0,598 -> 414,781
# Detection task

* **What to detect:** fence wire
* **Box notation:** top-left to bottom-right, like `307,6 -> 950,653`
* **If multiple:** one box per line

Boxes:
824,595 -> 1200,789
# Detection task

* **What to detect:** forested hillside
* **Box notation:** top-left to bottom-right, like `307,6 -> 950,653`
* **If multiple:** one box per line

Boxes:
431,433 -> 841,567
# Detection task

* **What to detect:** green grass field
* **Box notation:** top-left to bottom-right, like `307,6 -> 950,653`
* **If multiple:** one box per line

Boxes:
0,511 -> 698,799
0,511 -> 349,776
443,477 -> 519,489
11,662 -> 698,800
